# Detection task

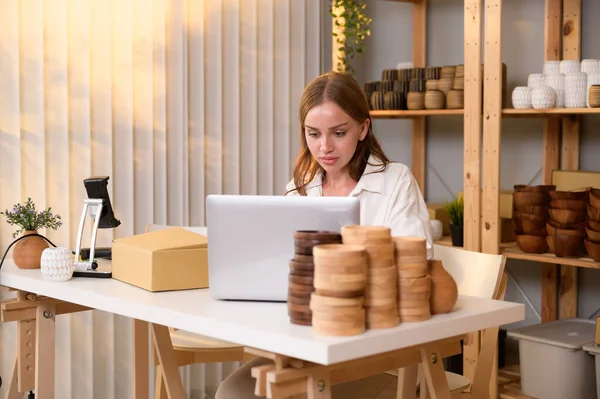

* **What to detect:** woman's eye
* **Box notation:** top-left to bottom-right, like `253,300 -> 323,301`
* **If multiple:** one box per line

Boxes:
334,131 -> 346,137
307,131 -> 318,137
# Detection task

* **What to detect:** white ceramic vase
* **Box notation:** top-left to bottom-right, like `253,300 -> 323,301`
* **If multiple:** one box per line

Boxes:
429,220 -> 443,241
512,86 -> 532,109
544,74 -> 565,108
40,247 -> 74,282
565,72 -> 587,108
531,86 -> 556,109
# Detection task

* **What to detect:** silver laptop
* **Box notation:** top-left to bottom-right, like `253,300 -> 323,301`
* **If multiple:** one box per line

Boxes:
206,194 -> 360,301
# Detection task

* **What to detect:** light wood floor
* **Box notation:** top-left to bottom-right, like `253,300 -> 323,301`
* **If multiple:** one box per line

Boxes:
498,365 -> 535,399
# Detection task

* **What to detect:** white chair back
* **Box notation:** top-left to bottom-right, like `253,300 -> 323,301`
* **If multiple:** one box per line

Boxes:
145,223 -> 207,236
433,244 -> 506,300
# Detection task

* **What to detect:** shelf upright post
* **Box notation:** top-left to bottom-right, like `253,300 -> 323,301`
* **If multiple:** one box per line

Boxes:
412,0 -> 427,196
558,0 -> 581,320
540,0 -> 563,324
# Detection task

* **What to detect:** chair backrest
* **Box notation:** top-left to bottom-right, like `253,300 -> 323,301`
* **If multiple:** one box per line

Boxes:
145,223 -> 207,236
433,244 -> 506,300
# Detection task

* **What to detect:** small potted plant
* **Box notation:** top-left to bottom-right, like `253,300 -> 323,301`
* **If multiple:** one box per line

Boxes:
444,194 -> 464,247
1,197 -> 62,269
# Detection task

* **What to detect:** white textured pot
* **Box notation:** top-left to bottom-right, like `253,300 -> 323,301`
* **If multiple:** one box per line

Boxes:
512,86 -> 532,109
531,86 -> 556,109
40,247 -> 74,282
429,220 -> 444,241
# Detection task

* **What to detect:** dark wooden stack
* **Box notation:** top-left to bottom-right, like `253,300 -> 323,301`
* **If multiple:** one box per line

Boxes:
288,231 -> 342,326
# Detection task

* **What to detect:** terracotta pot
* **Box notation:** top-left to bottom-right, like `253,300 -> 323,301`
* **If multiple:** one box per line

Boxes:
13,230 -> 50,269
428,259 -> 458,314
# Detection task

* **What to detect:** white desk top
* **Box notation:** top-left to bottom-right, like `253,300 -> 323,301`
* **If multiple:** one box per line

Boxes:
0,261 -> 524,365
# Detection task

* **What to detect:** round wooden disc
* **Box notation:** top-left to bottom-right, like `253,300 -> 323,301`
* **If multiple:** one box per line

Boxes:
341,225 -> 391,236
294,254 -> 314,263
314,288 -> 364,298
398,291 -> 431,301
397,268 -> 427,278
288,281 -> 315,293
289,259 -> 314,271
314,261 -> 366,273
312,317 -> 366,337
288,294 -> 311,305
314,277 -> 365,293
367,318 -> 400,329
288,302 -> 311,314
289,274 -> 313,286
290,269 -> 314,277
399,306 -> 431,316
290,317 -> 312,326
368,265 -> 397,278
399,313 -> 431,323
398,299 -> 430,308
393,236 -> 427,256
294,230 -> 342,241
310,293 -> 364,309
288,309 -> 312,319
365,296 -> 397,307
313,244 -> 367,260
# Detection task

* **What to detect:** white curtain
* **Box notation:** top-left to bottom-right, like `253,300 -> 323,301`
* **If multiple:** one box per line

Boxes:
0,0 -> 322,397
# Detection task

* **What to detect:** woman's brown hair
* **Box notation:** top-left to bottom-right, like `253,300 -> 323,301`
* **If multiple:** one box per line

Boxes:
287,71 -> 390,196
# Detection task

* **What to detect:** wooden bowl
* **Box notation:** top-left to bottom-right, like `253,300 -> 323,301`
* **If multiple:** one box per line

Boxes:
516,235 -> 549,254
584,239 -> 600,262
585,227 -> 600,242
548,209 -> 586,225
518,218 -> 546,236
514,184 -> 556,193
547,219 -> 586,232
512,211 -> 547,223
553,232 -> 585,258
513,192 -> 548,206
546,236 -> 555,253
549,190 -> 589,201
589,189 -> 600,209
587,204 -> 600,222
294,231 -> 342,241
588,219 -> 600,232
549,199 -> 587,211
514,205 -> 548,216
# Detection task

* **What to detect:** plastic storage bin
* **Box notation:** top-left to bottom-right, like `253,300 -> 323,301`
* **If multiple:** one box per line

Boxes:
583,342 -> 600,399
507,318 -> 597,399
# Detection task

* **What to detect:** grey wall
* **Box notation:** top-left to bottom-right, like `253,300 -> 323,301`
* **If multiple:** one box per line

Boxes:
323,0 -> 600,330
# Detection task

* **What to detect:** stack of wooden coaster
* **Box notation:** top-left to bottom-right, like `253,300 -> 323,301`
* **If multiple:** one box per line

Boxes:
394,236 -> 431,322
341,226 -> 399,329
311,243 -> 367,336
288,231 -> 341,326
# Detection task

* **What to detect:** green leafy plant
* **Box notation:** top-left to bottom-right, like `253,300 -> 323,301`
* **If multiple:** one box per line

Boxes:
444,194 -> 464,226
330,0 -> 372,75
1,197 -> 62,238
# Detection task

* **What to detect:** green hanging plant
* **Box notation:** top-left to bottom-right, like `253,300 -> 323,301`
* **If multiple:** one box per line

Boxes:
330,0 -> 372,75
444,194 -> 464,226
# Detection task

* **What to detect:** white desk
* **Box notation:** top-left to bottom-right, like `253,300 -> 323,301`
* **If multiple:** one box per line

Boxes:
0,261 -> 525,398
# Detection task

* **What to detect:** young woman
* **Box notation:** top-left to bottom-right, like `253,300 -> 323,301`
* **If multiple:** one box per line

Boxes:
215,71 -> 433,398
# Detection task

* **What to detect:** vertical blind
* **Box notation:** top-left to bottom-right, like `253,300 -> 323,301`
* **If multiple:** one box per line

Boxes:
0,0 -> 322,397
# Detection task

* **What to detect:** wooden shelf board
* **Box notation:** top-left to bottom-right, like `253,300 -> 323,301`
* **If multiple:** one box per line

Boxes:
503,108 -> 600,117
370,109 -> 463,119
434,235 -> 455,247
502,244 -> 600,269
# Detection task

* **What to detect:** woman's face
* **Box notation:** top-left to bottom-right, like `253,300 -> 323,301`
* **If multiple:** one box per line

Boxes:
304,100 -> 369,176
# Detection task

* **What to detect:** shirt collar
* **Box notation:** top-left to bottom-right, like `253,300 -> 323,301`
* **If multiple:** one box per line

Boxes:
304,155 -> 386,196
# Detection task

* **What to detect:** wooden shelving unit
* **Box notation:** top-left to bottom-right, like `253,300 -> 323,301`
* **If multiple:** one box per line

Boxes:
483,1 -> 590,397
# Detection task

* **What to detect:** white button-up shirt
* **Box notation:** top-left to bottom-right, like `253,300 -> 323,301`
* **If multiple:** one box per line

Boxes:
286,156 -> 434,259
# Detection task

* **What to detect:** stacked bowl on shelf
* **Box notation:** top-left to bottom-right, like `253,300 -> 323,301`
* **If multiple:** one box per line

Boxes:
365,65 -> 465,111
512,185 -> 553,254
512,59 -> 600,109
585,189 -> 600,261
512,185 -> 600,262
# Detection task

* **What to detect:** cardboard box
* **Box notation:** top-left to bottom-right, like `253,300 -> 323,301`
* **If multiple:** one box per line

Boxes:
552,170 -> 600,191
112,227 -> 208,292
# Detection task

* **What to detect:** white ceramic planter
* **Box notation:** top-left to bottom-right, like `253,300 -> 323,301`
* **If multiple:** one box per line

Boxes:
531,86 -> 556,109
512,86 -> 532,109
40,247 -> 74,282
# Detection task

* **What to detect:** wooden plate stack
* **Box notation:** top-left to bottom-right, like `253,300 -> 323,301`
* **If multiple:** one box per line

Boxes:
341,226 -> 399,329
289,231 -> 342,326
311,244 -> 367,336
393,237 -> 431,322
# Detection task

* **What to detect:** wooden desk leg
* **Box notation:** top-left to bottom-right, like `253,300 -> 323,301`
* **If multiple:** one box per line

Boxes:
307,371 -> 331,399
6,356 -> 21,399
419,346 -> 450,399
35,304 -> 56,399
397,365 -> 418,399
151,323 -> 185,399
133,319 -> 150,399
